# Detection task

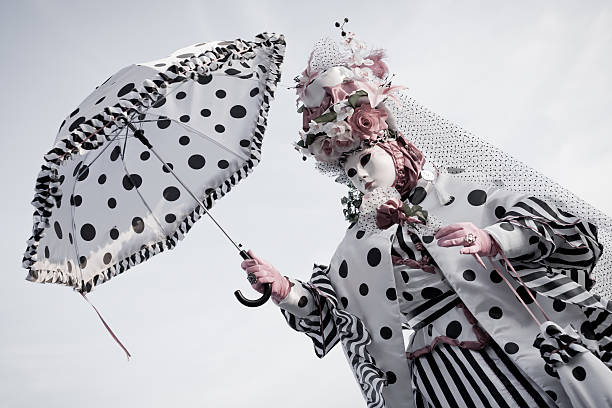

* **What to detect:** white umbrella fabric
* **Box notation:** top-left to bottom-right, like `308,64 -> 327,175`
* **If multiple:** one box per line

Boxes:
22,33 -> 285,339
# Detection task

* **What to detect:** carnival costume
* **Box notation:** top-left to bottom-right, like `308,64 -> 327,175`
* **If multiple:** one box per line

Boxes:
242,28 -> 612,408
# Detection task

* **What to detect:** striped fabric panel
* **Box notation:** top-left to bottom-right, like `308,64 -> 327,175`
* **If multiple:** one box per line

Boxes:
405,291 -> 462,331
280,265 -> 340,358
411,343 -> 555,408
581,295 -> 612,368
496,196 -> 603,307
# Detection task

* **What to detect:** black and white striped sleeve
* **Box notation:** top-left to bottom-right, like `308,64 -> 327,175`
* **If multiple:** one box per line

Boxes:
278,265 -> 340,358
495,195 -> 604,290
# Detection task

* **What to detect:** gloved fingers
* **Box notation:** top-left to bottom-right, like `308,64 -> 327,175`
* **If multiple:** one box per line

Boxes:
435,223 -> 464,239
241,259 -> 257,270
438,237 -> 470,247
253,275 -> 275,284
437,229 -> 468,241
460,245 -> 481,254
245,264 -> 270,274
247,249 -> 265,265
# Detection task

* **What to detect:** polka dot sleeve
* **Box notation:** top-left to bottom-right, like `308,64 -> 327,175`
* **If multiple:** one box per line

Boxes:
483,221 -> 543,260
276,277 -> 318,318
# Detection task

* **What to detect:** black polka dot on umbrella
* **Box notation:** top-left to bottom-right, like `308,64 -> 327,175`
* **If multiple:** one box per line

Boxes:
103,252 -> 112,265
215,124 -> 225,133
163,186 -> 181,201
157,117 -> 171,129
217,160 -> 229,169
401,270 -> 409,283
179,136 -> 190,146
249,87 -> 259,97
504,342 -> 519,354
140,151 -> 150,161
380,327 -> 393,340
385,371 -> 397,385
69,233 -> 73,244
200,108 -> 211,117
95,96 -> 105,105
107,198 -> 117,209
572,366 -> 586,381
110,146 -> 121,161
54,222 -> 63,239
132,217 -> 145,233
176,91 -> 186,100
76,166 -> 89,182
446,321 -> 462,338
215,89 -> 226,98
72,195 -> 83,207
298,296 -> 308,308
544,364 -> 559,378
386,288 -> 397,301
79,256 -> 87,268
467,189 -> 487,206
188,154 -> 206,170
356,230 -> 365,239
495,206 -> 506,218
98,174 -> 107,184
359,283 -> 369,296
162,163 -> 174,173
367,248 -> 381,267
73,161 -> 84,177
70,108 -> 80,117
500,222 -> 514,231
110,228 -> 119,240
463,269 -> 476,281
180,115 -> 190,123
421,286 -> 443,299
422,235 -> 434,244
552,299 -> 566,312
165,213 -> 176,223
340,297 -> 348,308
122,174 -> 142,190
490,270 -> 503,283
44,246 -> 50,258
152,97 -> 167,108
224,68 -> 241,75
197,74 -> 212,85
402,291 -> 413,301
239,139 -> 250,148
489,306 -> 503,319
338,260 -> 348,278
117,83 -> 135,97
80,223 -> 96,241
230,105 -> 247,118
69,116 -> 86,131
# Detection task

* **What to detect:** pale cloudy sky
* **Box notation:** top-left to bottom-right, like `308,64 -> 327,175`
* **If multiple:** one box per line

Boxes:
1,1 -> 611,407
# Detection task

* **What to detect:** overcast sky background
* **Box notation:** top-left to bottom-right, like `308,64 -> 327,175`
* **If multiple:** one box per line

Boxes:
1,1 -> 611,407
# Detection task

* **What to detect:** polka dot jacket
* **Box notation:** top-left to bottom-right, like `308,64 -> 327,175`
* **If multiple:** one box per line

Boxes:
278,171 -> 609,408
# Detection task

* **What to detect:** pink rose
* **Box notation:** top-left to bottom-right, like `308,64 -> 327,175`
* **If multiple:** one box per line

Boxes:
347,104 -> 389,141
309,136 -> 343,163
376,199 -> 405,229
331,129 -> 360,154
302,93 -> 332,131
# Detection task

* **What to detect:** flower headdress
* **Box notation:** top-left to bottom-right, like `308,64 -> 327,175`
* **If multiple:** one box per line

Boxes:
293,20 -> 406,165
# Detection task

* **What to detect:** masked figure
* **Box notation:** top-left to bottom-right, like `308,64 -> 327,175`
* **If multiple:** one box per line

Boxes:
241,33 -> 612,408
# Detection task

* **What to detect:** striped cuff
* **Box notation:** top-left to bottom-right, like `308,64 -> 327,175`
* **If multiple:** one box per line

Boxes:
277,277 -> 318,318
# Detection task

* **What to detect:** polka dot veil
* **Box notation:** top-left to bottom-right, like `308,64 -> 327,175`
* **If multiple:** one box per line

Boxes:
304,36 -> 612,297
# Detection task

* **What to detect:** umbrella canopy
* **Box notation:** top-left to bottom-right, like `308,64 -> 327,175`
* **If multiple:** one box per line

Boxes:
22,33 -> 285,294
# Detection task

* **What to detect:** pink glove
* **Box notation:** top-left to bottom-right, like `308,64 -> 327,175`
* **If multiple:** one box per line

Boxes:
435,222 -> 499,257
240,250 -> 291,304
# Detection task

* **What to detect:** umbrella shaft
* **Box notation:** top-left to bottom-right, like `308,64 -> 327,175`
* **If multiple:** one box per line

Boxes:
124,120 -> 243,254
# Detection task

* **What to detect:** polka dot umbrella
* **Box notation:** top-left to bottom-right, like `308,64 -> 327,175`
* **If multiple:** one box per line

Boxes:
22,33 -> 285,355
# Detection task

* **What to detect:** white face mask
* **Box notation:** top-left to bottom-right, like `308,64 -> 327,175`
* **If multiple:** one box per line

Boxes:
343,145 -> 397,194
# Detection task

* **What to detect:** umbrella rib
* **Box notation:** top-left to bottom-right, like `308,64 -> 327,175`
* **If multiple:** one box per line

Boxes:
118,127 -> 168,241
142,112 -> 248,161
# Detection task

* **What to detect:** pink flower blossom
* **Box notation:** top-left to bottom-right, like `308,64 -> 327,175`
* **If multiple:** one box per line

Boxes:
347,104 -> 389,141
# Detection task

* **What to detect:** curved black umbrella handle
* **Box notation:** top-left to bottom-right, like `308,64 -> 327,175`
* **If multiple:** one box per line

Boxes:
234,250 -> 272,307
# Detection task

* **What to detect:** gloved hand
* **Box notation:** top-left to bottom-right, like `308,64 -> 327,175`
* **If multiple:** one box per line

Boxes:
435,222 -> 499,257
240,250 -> 291,304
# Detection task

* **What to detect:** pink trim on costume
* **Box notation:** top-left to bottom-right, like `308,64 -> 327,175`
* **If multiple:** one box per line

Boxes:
377,136 -> 426,198
392,255 -> 435,273
405,303 -> 490,359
